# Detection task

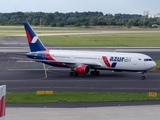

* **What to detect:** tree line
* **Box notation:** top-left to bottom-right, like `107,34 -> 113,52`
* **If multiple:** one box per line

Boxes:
0,11 -> 160,27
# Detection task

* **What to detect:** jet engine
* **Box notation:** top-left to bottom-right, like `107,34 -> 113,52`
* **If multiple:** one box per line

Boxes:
75,64 -> 90,74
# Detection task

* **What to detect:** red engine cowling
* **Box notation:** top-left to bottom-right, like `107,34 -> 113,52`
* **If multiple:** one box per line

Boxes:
75,64 -> 90,74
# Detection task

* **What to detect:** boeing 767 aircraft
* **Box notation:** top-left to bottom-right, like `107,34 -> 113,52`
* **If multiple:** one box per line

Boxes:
24,22 -> 156,80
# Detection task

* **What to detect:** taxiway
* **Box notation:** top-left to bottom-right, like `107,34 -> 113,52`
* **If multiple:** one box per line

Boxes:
0,36 -> 159,93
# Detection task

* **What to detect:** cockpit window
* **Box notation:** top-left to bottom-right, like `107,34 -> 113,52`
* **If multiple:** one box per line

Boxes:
144,59 -> 153,61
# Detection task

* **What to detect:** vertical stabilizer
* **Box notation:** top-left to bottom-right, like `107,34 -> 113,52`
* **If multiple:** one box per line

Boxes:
24,22 -> 47,52
0,85 -> 6,120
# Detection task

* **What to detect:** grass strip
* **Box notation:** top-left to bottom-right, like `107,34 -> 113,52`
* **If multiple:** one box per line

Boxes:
155,60 -> 160,67
6,92 -> 160,104
40,32 -> 160,47
0,29 -> 160,47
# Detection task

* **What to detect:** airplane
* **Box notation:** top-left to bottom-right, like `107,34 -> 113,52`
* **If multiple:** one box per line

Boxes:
0,85 -> 6,120
23,22 -> 156,80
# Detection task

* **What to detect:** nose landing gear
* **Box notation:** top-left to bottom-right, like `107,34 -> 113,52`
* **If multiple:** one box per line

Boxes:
141,72 -> 145,80
141,76 -> 145,80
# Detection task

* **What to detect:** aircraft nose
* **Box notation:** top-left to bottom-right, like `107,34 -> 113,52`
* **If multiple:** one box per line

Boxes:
149,61 -> 156,69
146,61 -> 156,70
152,61 -> 157,68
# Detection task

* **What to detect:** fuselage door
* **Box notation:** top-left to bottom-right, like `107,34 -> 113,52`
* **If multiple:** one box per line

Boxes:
132,58 -> 137,65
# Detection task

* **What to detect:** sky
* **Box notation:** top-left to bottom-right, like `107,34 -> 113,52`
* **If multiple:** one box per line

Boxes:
1,0 -> 160,15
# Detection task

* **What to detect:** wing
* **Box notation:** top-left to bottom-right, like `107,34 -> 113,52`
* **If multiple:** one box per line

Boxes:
10,57 -> 101,68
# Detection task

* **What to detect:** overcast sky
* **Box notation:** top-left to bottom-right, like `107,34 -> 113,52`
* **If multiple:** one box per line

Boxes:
1,0 -> 160,15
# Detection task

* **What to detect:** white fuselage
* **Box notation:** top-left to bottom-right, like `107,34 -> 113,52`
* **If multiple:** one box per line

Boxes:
48,50 -> 156,71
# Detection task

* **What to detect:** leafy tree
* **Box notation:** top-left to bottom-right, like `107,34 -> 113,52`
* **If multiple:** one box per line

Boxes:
50,22 -> 56,27
74,22 -> 81,27
0,11 -> 159,27
56,22 -> 64,27
84,21 -> 89,27
32,18 -> 39,26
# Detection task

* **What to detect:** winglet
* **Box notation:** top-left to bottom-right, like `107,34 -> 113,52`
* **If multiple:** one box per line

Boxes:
24,22 -> 47,52
0,85 -> 6,120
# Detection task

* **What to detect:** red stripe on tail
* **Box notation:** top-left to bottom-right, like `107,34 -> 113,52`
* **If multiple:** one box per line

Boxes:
25,30 -> 32,43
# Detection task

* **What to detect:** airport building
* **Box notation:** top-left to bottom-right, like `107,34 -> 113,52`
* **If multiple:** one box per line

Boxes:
148,13 -> 160,18
143,10 -> 160,18
143,11 -> 149,16
143,11 -> 160,18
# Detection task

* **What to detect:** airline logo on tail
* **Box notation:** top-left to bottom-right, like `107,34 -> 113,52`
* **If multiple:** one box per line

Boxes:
32,36 -> 39,43
0,85 -> 6,120
24,22 -> 47,52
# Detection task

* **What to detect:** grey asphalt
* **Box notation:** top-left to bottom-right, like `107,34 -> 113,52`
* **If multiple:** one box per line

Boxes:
0,36 -> 160,94
0,51 -> 160,93
1,36 -> 160,94
6,101 -> 160,108
1,36 -> 160,120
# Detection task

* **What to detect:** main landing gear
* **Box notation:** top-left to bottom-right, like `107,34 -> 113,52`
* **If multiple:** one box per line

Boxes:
69,71 -> 79,76
90,70 -> 100,76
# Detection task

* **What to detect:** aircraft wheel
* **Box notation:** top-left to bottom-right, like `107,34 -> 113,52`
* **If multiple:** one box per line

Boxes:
95,71 -> 100,75
90,71 -> 100,76
69,72 -> 73,76
74,72 -> 79,76
90,71 -> 95,75
141,76 -> 145,80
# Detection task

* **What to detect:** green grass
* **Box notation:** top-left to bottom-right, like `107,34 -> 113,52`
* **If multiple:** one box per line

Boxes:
155,60 -> 160,67
6,92 -> 160,103
0,25 -> 159,31
40,33 -> 160,47
0,32 -> 159,47
154,60 -> 160,71
0,25 -> 160,47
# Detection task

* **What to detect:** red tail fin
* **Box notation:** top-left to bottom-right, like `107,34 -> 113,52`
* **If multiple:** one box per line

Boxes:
0,85 -> 6,120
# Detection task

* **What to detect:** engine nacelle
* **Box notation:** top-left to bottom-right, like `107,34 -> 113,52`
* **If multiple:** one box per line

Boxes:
75,64 -> 90,74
